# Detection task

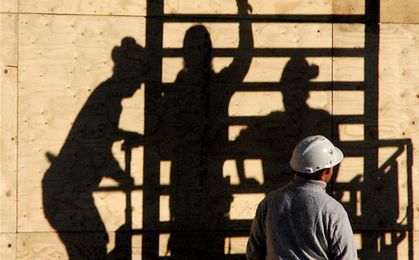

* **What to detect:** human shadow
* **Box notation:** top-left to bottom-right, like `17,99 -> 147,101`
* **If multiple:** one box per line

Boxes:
42,37 -> 147,259
235,55 -> 332,191
155,0 -> 253,258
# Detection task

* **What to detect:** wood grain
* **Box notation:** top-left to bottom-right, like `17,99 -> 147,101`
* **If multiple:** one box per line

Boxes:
0,234 -> 16,260
381,0 -> 419,24
333,23 -> 365,48
17,14 -> 146,232
16,232 -> 143,259
1,0 -> 17,13
1,1 -> 419,259
164,0 -> 237,14
165,0 -> 333,15
333,0 -> 365,15
379,23 -> 419,230
0,14 -> 18,233
19,0 -> 146,16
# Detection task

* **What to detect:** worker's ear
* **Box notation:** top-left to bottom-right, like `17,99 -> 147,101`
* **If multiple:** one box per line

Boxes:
326,167 -> 333,175
319,169 -> 327,179
320,168 -> 333,182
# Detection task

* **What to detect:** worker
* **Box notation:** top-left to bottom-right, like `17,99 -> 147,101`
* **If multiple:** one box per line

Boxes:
246,135 -> 357,259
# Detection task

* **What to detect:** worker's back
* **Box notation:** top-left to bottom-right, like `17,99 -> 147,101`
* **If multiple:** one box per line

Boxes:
247,178 -> 357,260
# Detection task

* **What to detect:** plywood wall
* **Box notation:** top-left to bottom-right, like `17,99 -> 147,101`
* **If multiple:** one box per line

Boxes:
1,0 -> 419,259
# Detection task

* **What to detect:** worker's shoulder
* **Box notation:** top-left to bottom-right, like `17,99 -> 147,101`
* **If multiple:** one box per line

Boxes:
258,183 -> 293,207
287,183 -> 347,217
319,193 -> 348,218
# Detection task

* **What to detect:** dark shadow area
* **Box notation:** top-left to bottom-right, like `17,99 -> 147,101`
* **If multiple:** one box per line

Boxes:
333,140 -> 413,260
155,0 -> 253,258
42,0 -> 414,259
143,0 -> 413,258
234,55 -> 331,191
42,37 -> 147,259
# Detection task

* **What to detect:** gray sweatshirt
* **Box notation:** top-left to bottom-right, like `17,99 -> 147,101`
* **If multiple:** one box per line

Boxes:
246,177 -> 357,260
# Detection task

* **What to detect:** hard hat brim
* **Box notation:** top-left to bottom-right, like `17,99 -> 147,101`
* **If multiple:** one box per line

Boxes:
331,146 -> 344,168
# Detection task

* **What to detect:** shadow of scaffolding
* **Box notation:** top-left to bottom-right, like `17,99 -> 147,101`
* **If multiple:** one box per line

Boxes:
43,0 -> 414,259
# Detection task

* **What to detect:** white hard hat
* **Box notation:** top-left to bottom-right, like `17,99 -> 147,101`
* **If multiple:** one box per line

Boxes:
289,135 -> 344,174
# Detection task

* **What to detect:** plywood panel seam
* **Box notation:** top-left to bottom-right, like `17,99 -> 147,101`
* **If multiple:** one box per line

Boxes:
4,11 -> 148,18
331,23 -> 335,138
0,12 -> 19,15
0,232 -> 18,235
0,12 -> 19,259
16,11 -> 20,243
379,21 -> 419,25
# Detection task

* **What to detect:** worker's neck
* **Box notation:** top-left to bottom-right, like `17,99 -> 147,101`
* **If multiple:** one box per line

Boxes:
294,175 -> 325,183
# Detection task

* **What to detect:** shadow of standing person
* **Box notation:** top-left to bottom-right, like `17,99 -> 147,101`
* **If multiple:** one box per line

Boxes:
156,0 -> 253,258
236,56 -> 332,191
42,37 -> 148,259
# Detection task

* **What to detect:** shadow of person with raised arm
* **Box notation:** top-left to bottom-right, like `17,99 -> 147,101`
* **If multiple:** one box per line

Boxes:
235,55 -> 331,192
42,37 -> 148,260
156,0 -> 253,258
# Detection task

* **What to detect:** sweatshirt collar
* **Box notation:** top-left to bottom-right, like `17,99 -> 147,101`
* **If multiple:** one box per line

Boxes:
293,175 -> 327,190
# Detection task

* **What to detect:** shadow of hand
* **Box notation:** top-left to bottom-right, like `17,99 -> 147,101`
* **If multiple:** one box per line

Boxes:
122,132 -> 143,150
241,178 -> 260,185
119,176 -> 134,191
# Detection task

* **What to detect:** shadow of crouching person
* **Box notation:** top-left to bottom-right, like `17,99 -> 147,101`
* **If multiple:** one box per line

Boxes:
42,37 -> 147,259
